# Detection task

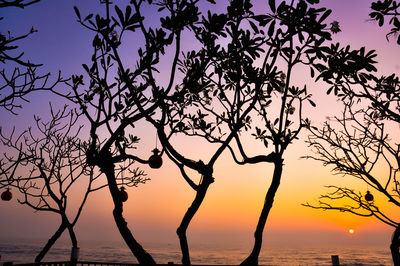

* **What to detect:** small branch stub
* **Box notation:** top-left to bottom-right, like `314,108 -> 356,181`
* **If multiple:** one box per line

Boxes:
149,148 -> 163,169
1,188 -> 12,201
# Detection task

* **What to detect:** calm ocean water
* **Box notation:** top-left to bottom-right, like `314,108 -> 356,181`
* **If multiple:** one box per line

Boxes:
0,239 -> 393,265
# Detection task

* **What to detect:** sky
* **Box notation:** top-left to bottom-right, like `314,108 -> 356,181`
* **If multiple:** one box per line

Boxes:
1,0 -> 399,256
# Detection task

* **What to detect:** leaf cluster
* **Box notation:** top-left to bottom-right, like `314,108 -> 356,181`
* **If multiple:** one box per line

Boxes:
370,0 -> 400,44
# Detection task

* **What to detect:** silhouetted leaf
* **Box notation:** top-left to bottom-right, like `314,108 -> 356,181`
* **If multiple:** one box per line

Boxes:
115,6 -> 124,25
84,14 -> 93,21
277,1 -> 286,14
74,6 -> 81,20
269,0 -> 276,12
379,15 -> 384,26
125,6 -> 132,24
268,20 -> 275,37
253,14 -> 271,26
318,9 -> 331,23
82,64 -> 90,74
249,20 -> 259,33
393,17 -> 400,27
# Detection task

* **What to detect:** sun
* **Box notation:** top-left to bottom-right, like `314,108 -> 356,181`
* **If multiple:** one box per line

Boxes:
349,228 -> 355,234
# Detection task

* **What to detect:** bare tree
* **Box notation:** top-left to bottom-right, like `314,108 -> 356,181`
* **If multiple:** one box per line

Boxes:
0,106 -> 88,261
0,106 -> 146,262
303,99 -> 400,264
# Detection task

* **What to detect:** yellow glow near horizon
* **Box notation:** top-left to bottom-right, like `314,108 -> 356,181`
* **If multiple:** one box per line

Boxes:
349,229 -> 355,234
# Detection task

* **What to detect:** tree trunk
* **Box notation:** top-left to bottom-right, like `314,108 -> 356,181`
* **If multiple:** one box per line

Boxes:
391,225 -> 400,266
35,222 -> 67,262
66,223 -> 79,263
177,174 -> 214,266
241,159 -> 283,266
102,162 -> 156,265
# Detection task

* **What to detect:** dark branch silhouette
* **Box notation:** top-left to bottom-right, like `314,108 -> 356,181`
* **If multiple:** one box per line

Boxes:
0,0 -> 68,114
0,106 -> 101,262
304,10 -> 400,258
0,0 -> 40,8
0,105 -> 147,261
0,67 -> 67,114
304,99 -> 400,264
129,1 -> 338,264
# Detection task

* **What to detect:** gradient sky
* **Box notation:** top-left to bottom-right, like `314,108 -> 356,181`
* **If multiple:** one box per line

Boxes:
1,0 -> 399,253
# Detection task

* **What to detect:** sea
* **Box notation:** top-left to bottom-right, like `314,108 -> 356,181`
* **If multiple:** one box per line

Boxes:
0,239 -> 393,265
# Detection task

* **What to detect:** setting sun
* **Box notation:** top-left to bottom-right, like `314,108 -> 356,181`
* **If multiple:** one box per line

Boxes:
349,229 -> 355,234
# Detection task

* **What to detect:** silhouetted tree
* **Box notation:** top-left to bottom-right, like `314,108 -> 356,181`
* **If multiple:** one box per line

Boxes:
0,0 -> 66,114
302,14 -> 400,262
312,23 -> 399,123
71,0 -> 274,264
70,0 -> 221,263
187,0 -> 338,264
132,0 -> 341,264
141,1 -> 271,264
64,0 -> 342,264
304,100 -> 400,264
0,106 -> 88,261
98,0 -> 340,264
0,106 -> 146,262
66,0 -> 171,263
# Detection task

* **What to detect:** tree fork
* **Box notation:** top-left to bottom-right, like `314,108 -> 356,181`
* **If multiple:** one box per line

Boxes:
66,222 -> 78,263
177,174 -> 214,265
35,222 -> 67,262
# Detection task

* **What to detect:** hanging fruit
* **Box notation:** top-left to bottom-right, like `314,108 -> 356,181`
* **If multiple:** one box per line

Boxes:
365,190 -> 374,202
1,188 -> 12,201
120,186 -> 128,202
148,148 -> 162,169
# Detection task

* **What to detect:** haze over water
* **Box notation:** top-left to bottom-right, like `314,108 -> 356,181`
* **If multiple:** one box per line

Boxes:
0,238 -> 392,265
